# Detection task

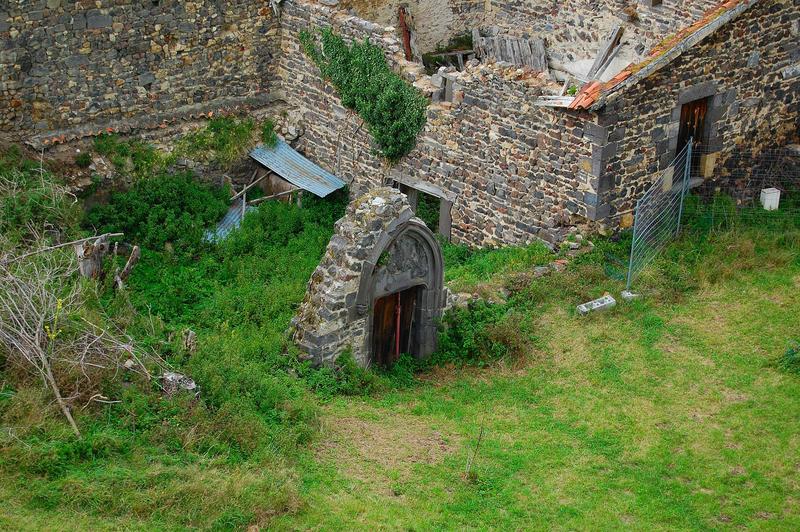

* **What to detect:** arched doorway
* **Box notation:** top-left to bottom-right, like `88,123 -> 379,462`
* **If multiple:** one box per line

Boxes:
293,188 -> 445,368
357,222 -> 444,367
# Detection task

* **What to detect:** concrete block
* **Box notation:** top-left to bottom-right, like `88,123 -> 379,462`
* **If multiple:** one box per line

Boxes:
577,295 -> 616,315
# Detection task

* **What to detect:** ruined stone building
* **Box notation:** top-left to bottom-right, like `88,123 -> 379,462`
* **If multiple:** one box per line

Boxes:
2,0 -> 799,249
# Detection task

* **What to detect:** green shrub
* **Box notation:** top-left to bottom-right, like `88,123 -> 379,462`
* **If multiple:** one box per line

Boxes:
84,172 -> 229,254
92,134 -> 173,179
433,301 -> 510,366
261,119 -> 279,148
300,28 -> 427,162
74,152 -> 92,168
177,117 -> 256,168
779,342 -> 800,374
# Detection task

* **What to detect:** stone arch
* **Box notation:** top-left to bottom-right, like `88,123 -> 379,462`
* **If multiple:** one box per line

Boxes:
292,188 -> 446,368
351,219 -> 445,365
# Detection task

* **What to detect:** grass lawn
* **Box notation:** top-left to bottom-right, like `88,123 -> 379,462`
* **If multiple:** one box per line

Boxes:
2,143 -> 798,530
273,262 -> 800,530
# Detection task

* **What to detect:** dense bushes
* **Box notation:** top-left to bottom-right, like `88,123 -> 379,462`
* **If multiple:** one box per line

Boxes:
299,28 -> 427,162
84,172 -> 229,254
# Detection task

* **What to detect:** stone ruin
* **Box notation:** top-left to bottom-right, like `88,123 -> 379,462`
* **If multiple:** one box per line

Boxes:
292,187 -> 445,368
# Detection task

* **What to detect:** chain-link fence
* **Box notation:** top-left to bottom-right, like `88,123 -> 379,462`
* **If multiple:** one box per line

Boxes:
685,144 -> 800,230
626,142 -> 800,290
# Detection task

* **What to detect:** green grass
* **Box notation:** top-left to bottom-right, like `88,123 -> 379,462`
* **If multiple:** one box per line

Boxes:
3,153 -> 800,531
270,228 -> 800,529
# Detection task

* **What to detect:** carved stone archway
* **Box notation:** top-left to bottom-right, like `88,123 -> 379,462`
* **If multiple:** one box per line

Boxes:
292,187 -> 445,367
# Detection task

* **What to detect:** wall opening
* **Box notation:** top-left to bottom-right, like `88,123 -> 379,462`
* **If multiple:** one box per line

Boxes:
371,285 -> 421,367
396,182 -> 453,240
677,96 -> 710,170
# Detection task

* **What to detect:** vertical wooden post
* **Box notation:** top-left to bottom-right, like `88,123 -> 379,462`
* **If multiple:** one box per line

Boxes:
395,292 -> 402,359
296,190 -> 303,208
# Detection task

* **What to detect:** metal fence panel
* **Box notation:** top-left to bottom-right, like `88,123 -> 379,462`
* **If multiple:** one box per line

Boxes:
626,141 -> 692,290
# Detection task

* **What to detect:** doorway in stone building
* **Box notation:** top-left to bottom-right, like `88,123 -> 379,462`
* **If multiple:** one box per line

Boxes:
371,286 -> 420,367
677,96 -> 710,173
395,181 -> 453,241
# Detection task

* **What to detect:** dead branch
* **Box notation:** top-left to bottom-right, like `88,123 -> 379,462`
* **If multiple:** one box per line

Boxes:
114,245 -> 140,290
0,244 -> 164,437
2,232 -> 123,265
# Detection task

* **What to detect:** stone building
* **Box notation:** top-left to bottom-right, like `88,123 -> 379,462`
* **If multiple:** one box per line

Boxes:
3,0 -> 799,247
280,0 -> 799,245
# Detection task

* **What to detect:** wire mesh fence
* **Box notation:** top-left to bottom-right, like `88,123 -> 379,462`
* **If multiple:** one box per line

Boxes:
626,142 -> 800,290
685,144 -> 800,231
626,141 -> 692,290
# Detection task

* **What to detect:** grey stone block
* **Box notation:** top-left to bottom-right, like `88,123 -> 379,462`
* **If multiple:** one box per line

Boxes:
87,12 -> 112,29
577,295 -> 616,315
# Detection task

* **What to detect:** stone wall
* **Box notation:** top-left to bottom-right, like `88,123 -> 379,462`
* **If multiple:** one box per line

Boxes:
594,0 -> 800,221
491,0 -> 721,61
280,0 -> 596,246
341,0 -> 487,54
1,0 -> 279,139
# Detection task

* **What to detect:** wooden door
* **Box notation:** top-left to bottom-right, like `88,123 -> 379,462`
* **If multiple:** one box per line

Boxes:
371,287 -> 419,367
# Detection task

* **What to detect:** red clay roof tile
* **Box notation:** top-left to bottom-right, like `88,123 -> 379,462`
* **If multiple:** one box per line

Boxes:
569,0 -> 753,110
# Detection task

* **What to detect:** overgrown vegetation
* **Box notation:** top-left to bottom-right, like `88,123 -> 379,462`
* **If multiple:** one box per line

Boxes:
299,28 -> 428,162
90,116 -> 277,180
83,172 -> 229,255
93,133 -> 174,180
0,146 -> 80,244
262,118 -> 279,148
0,148 -> 353,527
416,192 -> 440,232
4,138 -> 799,530
175,116 -> 257,168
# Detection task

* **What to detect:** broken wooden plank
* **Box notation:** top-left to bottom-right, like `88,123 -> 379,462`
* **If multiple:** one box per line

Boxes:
533,96 -> 576,107
587,25 -> 624,79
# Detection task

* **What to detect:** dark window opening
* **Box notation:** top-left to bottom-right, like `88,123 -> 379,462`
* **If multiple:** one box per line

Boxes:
677,96 -> 710,173
371,286 -> 419,367
395,182 -> 453,240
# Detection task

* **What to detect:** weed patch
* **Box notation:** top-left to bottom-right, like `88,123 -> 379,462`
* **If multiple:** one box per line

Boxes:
83,172 -> 229,255
779,342 -> 800,374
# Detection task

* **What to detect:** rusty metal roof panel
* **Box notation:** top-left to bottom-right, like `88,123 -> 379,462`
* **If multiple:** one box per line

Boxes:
250,140 -> 346,198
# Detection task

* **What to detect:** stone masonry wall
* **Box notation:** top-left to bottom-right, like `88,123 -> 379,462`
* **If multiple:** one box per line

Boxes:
341,0 -> 487,54
491,0 -> 721,62
595,0 -> 800,222
280,0 -> 596,246
1,0 -> 279,139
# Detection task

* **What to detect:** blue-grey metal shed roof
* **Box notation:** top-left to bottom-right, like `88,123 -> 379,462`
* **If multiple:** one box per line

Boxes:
204,197 -> 257,242
250,139 -> 345,198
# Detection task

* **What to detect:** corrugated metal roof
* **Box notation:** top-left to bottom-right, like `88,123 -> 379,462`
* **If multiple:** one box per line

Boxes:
250,139 -> 345,198
204,198 -> 257,242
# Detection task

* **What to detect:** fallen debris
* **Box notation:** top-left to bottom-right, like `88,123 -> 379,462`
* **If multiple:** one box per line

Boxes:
577,294 -> 617,315
161,371 -> 198,397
